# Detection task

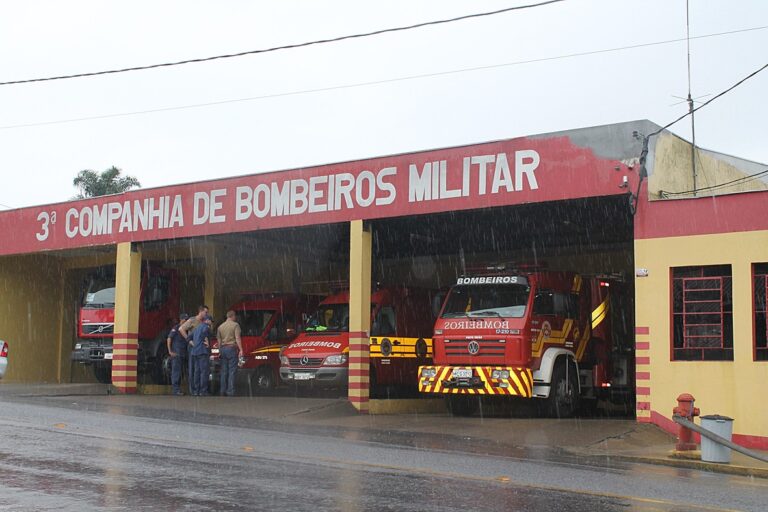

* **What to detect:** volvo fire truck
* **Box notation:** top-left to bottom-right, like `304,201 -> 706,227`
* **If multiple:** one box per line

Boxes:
279,287 -> 435,392
71,265 -> 180,384
418,266 -> 633,416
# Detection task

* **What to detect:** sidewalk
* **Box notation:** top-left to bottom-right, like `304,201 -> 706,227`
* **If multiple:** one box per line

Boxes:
568,424 -> 768,479
2,382 -> 767,478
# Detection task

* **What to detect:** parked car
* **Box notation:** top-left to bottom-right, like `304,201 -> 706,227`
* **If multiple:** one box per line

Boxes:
0,340 -> 8,379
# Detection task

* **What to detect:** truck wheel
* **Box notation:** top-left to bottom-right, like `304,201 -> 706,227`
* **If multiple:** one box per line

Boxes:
254,367 -> 275,391
93,364 -> 112,384
446,395 -> 479,417
151,343 -> 171,385
545,361 -> 580,418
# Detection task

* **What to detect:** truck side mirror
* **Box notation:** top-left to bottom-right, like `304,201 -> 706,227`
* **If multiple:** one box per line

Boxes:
432,294 -> 444,318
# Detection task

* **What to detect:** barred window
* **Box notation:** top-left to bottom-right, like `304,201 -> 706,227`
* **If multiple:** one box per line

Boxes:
672,265 -> 733,361
754,263 -> 768,361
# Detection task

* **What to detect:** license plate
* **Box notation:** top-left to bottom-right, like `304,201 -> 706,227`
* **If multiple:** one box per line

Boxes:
104,353 -> 113,360
293,373 -> 314,381
452,368 -> 472,379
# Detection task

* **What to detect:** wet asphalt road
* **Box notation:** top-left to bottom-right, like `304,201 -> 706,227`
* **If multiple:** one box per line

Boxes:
0,397 -> 766,511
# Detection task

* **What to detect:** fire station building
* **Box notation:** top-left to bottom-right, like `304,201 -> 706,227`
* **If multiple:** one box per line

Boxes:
1,120 -> 766,448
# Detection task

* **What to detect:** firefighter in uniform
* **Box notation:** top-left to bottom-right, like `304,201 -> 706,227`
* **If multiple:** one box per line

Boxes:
216,310 -> 243,397
189,315 -> 213,396
166,313 -> 190,396
180,305 -> 209,395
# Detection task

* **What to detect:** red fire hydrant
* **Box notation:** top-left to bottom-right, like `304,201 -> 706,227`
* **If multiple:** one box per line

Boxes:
673,393 -> 700,451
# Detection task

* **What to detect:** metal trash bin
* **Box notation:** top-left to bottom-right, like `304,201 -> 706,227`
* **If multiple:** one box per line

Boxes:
700,415 -> 734,463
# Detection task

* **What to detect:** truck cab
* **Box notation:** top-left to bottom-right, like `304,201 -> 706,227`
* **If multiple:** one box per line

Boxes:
209,293 -> 316,394
279,287 -> 435,391
419,267 -> 627,417
72,265 -> 180,384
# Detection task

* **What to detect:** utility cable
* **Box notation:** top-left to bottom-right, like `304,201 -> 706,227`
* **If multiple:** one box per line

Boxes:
660,169 -> 768,197
0,0 -> 564,86
1,25 -> 765,131
648,62 -> 768,138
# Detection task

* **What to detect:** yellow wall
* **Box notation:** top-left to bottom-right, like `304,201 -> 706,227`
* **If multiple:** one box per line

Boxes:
635,230 -> 768,438
0,255 -> 65,382
649,132 -> 768,199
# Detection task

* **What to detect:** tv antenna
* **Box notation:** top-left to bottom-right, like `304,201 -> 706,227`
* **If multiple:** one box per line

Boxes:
684,0 -> 698,195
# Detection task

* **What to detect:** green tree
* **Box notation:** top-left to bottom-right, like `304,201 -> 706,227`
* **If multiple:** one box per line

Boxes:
73,166 -> 141,198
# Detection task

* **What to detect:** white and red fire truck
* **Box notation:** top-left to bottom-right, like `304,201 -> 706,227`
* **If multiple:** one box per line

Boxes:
209,293 -> 317,394
419,265 -> 633,416
279,286 -> 435,392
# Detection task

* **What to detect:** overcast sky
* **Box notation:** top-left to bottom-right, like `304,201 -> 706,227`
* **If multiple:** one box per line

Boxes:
1,0 -> 766,210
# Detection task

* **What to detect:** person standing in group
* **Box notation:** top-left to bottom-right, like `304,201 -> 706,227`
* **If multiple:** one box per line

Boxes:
216,310 -> 243,397
166,313 -> 190,396
179,305 -> 209,340
189,314 -> 213,396
180,305 -> 209,395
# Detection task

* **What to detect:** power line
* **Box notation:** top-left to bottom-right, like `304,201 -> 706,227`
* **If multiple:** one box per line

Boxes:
660,169 -> 768,197
0,202 -> 15,209
2,25 -> 765,131
649,61 -> 768,137
0,0 -> 565,87
633,61 -> 767,209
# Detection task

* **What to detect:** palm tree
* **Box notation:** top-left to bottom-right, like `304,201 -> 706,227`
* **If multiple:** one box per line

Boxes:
73,166 -> 141,198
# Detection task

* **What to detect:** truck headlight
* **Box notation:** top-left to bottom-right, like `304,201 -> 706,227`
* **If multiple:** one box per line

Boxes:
491,370 -> 510,380
280,355 -> 289,366
323,354 -> 347,366
75,343 -> 82,350
421,368 -> 437,378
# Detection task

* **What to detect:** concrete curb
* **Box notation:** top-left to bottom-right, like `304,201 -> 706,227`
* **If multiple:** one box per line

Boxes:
570,449 -> 768,479
368,398 -> 446,415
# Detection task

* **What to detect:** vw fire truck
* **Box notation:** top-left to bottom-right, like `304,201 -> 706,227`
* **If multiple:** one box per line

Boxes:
71,265 -> 180,384
279,287 -> 435,392
419,265 -> 633,416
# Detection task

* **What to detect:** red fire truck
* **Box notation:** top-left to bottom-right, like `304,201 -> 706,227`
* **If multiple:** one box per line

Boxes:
418,265 -> 633,417
279,287 -> 435,392
71,265 -> 180,384
209,293 -> 316,394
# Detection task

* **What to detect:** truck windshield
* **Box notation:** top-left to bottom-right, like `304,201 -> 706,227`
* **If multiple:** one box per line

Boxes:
305,304 -> 349,332
83,278 -> 116,308
236,310 -> 274,337
441,284 -> 530,318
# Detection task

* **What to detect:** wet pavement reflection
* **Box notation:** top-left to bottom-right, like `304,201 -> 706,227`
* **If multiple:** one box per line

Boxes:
0,395 -> 765,511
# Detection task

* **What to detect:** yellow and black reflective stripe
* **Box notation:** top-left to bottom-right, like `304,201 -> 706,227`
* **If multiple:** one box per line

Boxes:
591,296 -> 610,330
369,337 -> 433,358
574,322 -> 592,361
531,319 -> 573,358
417,365 -> 533,397
571,275 -> 583,293
249,344 -> 283,355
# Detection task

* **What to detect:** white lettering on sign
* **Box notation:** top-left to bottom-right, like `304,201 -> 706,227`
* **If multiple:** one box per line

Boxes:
35,211 -> 56,241
193,190 -> 226,225
34,149 -> 546,247
289,341 -> 342,350
408,151 -> 540,203
443,320 -> 511,330
456,276 -> 525,285
234,167 -> 398,221
65,195 -> 185,239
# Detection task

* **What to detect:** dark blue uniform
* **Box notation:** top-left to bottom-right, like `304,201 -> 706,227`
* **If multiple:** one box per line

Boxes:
189,322 -> 211,396
168,323 -> 187,395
